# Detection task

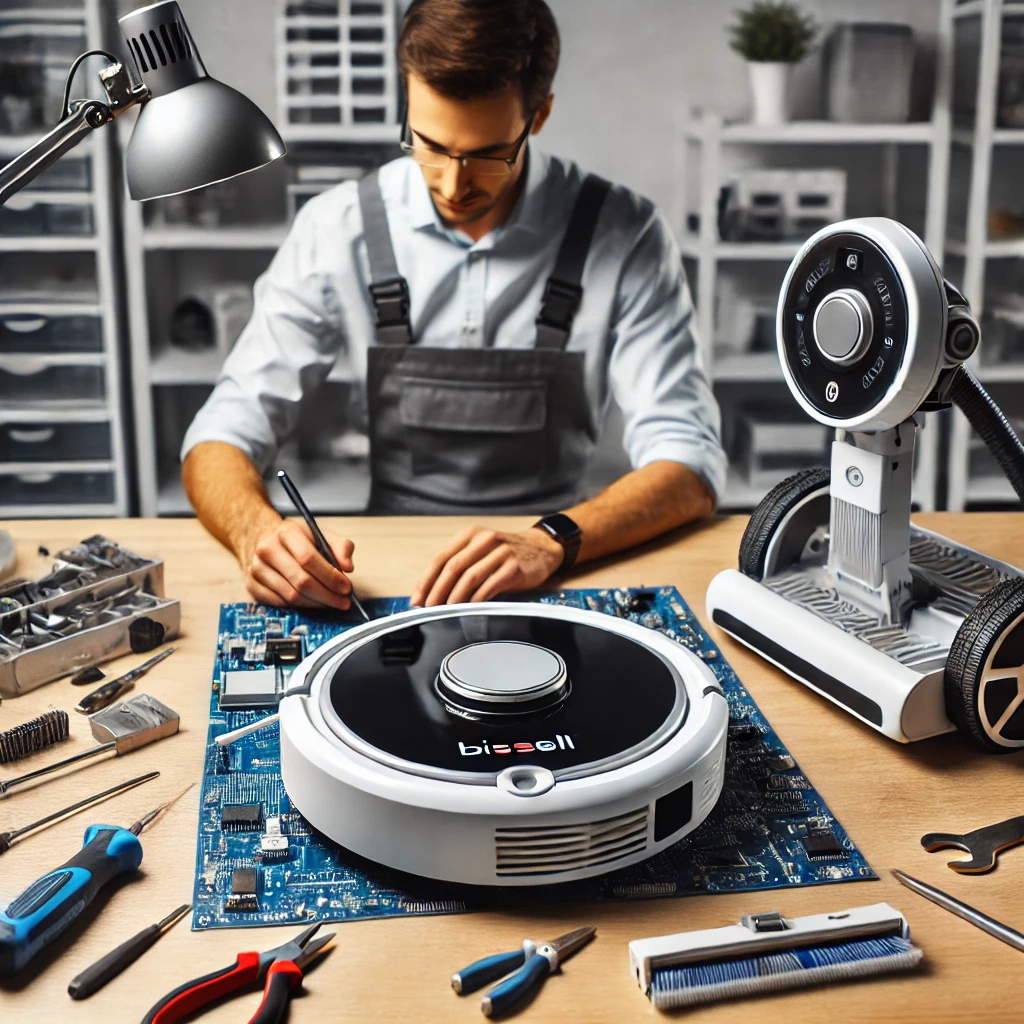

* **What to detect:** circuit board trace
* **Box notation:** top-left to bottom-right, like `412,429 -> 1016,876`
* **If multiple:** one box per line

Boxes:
193,588 -> 874,930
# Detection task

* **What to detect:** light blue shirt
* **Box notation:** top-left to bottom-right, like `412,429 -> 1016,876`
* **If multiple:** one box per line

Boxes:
181,147 -> 727,502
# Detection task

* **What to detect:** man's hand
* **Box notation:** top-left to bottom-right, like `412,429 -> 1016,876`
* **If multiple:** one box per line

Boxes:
411,526 -> 564,606
242,518 -> 355,611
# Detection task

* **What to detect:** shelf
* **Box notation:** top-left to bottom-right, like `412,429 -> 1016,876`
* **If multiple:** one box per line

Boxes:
681,235 -> 804,261
0,405 -> 109,423
0,235 -> 98,252
953,126 -> 1024,146
686,119 -> 937,145
713,352 -> 783,382
0,351 -> 104,368
952,0 -> 1024,18
0,459 -> 113,474
157,457 -> 371,516
0,502 -> 119,518
0,300 -> 101,316
280,124 -> 399,145
142,225 -> 290,250
0,7 -> 86,20
946,236 -> 1024,259
5,190 -> 94,205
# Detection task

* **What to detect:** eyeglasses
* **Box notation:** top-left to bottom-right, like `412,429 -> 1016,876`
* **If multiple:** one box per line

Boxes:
399,116 -> 534,177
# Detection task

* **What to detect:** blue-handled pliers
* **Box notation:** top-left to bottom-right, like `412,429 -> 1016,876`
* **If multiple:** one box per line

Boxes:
451,926 -> 596,1017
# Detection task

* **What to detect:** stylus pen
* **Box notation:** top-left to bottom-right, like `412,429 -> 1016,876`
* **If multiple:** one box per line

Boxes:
277,469 -> 370,622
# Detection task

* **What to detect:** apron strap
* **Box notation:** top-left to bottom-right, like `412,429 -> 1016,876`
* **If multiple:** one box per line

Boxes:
535,173 -> 612,351
358,170 -> 413,345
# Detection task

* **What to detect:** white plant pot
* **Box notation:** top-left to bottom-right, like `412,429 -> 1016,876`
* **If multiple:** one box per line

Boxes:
748,61 -> 791,125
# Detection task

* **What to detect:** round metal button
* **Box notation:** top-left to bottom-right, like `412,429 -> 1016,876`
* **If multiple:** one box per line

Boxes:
440,641 -> 567,704
812,288 -> 874,365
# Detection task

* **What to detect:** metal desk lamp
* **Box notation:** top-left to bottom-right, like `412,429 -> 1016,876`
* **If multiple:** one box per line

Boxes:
0,0 -> 285,204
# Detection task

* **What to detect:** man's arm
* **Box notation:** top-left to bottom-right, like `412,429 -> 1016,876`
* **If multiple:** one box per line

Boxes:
183,441 -> 354,611
410,460 -> 711,606
411,196 -> 724,606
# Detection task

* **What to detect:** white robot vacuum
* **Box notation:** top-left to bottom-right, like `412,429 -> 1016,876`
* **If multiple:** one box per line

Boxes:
278,602 -> 729,886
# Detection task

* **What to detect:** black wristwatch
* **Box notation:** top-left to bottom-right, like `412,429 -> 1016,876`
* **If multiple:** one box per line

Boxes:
532,513 -> 583,573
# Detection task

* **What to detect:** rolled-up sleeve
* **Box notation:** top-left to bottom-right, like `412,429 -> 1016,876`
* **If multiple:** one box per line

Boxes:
180,196 -> 346,474
608,207 -> 727,502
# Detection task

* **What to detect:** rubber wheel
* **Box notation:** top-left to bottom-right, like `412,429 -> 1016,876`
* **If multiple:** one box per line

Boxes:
738,467 -> 831,581
945,576 -> 1024,754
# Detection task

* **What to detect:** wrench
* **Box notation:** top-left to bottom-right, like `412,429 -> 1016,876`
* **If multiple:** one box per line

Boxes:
921,814 -> 1024,874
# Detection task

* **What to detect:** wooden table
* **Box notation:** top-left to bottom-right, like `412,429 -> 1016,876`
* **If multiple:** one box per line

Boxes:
1,513 -> 1023,1023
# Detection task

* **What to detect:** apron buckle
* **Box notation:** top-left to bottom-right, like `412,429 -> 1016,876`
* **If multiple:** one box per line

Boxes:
369,277 -> 412,344
537,277 -> 584,329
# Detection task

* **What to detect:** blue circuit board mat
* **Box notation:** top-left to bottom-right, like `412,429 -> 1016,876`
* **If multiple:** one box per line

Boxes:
193,588 -> 875,929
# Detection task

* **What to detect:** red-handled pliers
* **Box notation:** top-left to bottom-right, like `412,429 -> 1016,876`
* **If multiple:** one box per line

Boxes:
141,922 -> 335,1024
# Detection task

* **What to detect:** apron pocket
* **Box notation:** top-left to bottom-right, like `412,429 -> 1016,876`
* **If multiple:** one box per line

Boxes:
398,377 -> 548,497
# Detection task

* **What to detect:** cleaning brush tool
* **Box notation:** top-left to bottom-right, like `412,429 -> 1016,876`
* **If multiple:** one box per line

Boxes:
629,903 -> 922,1010
0,708 -> 69,764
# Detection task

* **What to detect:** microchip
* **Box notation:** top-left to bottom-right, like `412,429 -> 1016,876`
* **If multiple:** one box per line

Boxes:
260,816 -> 290,862
264,637 -> 303,665
729,722 -> 761,745
224,638 -> 247,661
225,867 -> 259,912
219,667 -> 278,709
700,847 -> 748,868
265,620 -> 285,637
801,834 -> 847,860
222,804 -> 263,831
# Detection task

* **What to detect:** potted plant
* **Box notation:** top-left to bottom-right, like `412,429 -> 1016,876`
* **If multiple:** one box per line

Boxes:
729,1 -> 817,125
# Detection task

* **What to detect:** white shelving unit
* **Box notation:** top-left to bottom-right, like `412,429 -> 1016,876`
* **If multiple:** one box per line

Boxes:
123,0 -> 401,517
677,87 -> 953,512
946,0 -> 1024,508
0,0 -> 129,518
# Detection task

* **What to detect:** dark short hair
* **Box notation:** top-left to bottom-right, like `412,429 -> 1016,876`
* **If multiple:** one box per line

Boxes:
398,0 -> 560,115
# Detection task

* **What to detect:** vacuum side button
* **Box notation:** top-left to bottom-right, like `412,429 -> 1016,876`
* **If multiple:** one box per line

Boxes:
496,765 -> 555,797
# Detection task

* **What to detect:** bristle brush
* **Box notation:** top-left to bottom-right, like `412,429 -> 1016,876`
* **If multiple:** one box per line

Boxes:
0,709 -> 70,764
630,903 -> 922,1010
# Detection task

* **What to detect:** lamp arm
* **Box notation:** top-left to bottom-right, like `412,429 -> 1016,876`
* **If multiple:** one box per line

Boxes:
0,61 -> 148,206
0,102 -> 108,206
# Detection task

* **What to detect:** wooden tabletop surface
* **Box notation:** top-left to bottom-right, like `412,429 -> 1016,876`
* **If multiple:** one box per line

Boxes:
1,512 -> 1023,1023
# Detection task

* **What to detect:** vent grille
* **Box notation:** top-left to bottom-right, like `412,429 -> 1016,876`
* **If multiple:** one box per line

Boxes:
495,808 -> 649,877
129,20 -> 193,74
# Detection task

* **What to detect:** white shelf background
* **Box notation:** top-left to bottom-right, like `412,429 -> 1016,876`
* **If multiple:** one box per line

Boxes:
0,0 -> 129,517
946,0 -> 1024,508
675,3 -> 955,512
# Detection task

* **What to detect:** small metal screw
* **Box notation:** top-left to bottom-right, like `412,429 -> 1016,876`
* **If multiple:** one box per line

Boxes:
846,467 -> 863,487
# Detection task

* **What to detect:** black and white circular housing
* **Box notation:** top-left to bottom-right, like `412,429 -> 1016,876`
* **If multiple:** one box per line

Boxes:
777,218 -> 948,431
278,603 -> 729,886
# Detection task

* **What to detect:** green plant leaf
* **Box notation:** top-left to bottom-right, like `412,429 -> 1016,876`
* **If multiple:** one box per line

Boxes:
729,1 -> 817,62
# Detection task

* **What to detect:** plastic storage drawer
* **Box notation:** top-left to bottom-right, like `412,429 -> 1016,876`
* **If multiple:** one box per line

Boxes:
0,362 -> 105,403
0,420 -> 111,461
0,470 -> 114,506
0,313 -> 103,353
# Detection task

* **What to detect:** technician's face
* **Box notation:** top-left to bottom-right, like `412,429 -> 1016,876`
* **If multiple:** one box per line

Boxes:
404,75 -> 549,227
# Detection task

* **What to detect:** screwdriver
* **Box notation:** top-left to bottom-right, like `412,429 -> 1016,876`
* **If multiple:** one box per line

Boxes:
68,903 -> 190,999
0,786 -> 191,978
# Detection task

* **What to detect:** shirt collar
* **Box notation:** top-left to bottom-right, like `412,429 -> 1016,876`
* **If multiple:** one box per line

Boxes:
402,143 -> 551,238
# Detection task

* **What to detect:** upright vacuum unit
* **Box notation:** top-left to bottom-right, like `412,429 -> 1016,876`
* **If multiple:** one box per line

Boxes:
707,218 -> 1024,753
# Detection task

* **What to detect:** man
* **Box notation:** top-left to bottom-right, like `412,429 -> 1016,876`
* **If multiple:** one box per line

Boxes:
181,0 -> 724,610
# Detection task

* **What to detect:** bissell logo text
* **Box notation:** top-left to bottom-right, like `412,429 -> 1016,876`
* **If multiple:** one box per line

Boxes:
458,734 -> 575,756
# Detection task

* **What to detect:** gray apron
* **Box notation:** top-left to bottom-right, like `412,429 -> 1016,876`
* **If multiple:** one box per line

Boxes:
357,170 -> 611,515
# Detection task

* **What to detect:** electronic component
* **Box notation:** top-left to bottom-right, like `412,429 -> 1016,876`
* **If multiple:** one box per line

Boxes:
264,637 -> 303,665
260,817 -> 289,861
225,867 -> 259,912
801,833 -> 847,860
265,620 -> 285,638
222,805 -> 263,832
0,709 -> 69,765
192,594 -> 874,931
225,639 -> 247,661
219,667 -> 278,709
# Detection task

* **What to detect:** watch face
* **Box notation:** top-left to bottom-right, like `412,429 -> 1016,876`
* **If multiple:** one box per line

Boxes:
541,513 -> 581,541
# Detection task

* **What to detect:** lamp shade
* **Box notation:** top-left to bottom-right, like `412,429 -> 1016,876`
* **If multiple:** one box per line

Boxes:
118,1 -> 285,200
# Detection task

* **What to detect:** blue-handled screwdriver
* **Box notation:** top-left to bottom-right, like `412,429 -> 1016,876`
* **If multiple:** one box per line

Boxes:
0,788 -> 189,978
